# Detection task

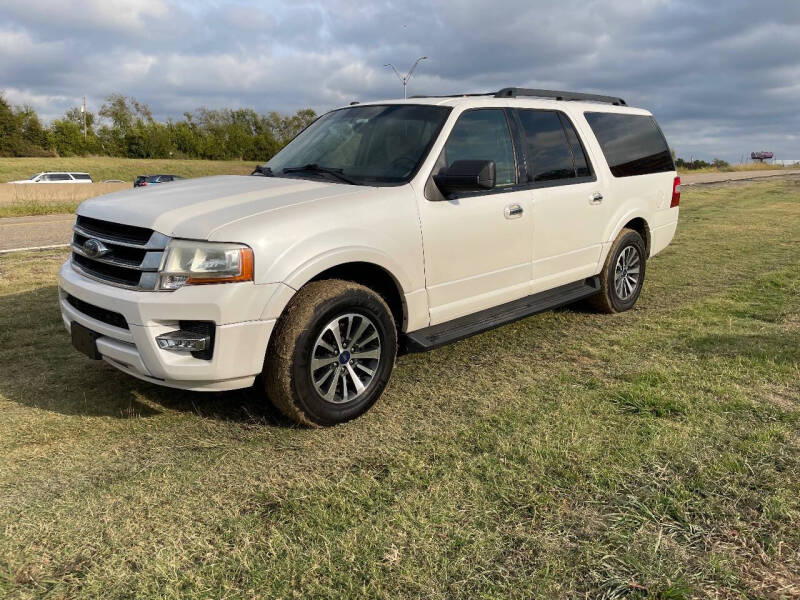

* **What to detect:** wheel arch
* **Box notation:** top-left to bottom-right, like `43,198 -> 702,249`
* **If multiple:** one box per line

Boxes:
623,217 -> 651,256
261,250 -> 412,332
606,211 -> 652,257
308,262 -> 406,330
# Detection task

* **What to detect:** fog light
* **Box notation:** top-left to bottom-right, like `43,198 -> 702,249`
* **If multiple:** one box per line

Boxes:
156,330 -> 210,351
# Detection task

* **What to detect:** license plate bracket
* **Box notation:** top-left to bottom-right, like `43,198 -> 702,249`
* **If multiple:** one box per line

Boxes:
71,322 -> 101,360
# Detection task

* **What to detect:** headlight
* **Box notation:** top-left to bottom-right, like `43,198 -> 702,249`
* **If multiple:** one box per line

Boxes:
158,240 -> 254,290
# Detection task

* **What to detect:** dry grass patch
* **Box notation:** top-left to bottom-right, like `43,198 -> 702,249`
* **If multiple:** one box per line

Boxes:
0,183 -> 129,217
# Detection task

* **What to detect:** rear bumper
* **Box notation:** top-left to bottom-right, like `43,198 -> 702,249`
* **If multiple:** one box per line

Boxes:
58,259 -> 278,391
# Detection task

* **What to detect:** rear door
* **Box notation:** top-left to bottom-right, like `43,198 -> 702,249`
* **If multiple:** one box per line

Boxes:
418,108 -> 533,325
514,109 -> 610,292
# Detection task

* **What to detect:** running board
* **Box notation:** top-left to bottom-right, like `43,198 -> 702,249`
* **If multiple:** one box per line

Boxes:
402,277 -> 600,353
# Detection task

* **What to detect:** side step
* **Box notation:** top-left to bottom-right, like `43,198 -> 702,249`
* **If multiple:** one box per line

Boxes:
402,277 -> 600,353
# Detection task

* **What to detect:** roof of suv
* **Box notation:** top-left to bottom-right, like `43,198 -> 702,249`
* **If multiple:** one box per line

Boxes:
352,87 -> 650,115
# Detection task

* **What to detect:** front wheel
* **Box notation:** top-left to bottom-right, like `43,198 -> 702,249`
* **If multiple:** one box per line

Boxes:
590,228 -> 647,314
263,280 -> 397,426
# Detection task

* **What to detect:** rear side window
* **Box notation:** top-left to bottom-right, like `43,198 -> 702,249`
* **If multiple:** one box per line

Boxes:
517,110 -> 593,182
584,112 -> 674,177
561,117 -> 591,177
72,173 -> 91,180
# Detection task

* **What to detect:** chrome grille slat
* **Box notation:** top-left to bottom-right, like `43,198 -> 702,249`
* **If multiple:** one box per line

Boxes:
70,243 -> 163,271
73,224 -> 169,250
71,217 -> 168,291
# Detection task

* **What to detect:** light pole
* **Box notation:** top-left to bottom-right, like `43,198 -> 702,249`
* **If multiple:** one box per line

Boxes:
384,56 -> 428,99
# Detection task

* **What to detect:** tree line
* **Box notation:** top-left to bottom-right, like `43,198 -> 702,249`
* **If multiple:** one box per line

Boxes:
675,157 -> 730,170
0,93 -> 316,161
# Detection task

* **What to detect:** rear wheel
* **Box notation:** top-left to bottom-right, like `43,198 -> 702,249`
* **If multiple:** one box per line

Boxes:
590,228 -> 647,313
263,280 -> 397,426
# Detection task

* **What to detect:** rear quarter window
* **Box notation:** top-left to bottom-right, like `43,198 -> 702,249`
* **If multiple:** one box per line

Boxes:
71,173 -> 91,180
584,112 -> 674,177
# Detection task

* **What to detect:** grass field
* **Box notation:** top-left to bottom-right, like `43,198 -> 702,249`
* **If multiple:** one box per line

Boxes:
0,157 -> 254,185
0,180 -> 798,598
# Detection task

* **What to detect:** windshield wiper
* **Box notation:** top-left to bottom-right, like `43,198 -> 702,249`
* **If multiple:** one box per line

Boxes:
282,163 -> 358,185
251,165 -> 274,177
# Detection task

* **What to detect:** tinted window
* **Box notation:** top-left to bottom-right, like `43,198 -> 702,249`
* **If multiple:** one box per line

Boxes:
48,173 -> 72,181
72,173 -> 91,180
584,112 -> 674,177
442,109 -> 516,187
517,110 -> 576,182
560,115 -> 591,177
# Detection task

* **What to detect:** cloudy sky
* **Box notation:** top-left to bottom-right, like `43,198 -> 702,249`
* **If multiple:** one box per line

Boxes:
2,0 -> 799,162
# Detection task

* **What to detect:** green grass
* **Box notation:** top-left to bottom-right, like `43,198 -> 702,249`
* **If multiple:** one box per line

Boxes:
0,157 -> 254,184
1,180 -> 799,598
0,201 -> 80,218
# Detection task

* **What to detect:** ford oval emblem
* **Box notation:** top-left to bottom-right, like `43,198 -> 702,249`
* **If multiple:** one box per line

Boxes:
83,238 -> 110,258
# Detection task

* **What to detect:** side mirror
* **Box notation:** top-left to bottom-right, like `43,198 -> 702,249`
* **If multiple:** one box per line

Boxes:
433,160 -> 496,197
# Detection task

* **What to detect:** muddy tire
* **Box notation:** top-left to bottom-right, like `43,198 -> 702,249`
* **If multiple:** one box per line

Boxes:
590,228 -> 647,314
263,279 -> 397,426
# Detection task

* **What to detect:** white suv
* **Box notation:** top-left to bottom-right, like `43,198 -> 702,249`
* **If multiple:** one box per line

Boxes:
58,88 -> 680,425
10,172 -> 93,183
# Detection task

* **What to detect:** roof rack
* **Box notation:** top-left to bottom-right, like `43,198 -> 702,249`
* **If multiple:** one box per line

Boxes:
409,92 -> 494,99
410,88 -> 626,106
495,87 -> 626,105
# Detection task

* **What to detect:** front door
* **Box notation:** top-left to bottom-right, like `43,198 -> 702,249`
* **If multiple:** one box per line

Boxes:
418,108 -> 533,325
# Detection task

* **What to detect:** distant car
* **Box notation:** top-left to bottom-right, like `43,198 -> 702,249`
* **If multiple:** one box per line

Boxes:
133,174 -> 184,187
9,172 -> 93,184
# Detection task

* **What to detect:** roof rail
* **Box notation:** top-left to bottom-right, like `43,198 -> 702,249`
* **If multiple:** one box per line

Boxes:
409,92 -> 494,99
494,87 -> 626,106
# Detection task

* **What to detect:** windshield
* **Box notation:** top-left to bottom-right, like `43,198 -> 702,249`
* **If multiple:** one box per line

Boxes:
264,104 -> 451,185
29,173 -> 43,180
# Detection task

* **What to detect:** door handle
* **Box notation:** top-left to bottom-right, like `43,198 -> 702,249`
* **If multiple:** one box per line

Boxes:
590,192 -> 603,205
504,204 -> 524,219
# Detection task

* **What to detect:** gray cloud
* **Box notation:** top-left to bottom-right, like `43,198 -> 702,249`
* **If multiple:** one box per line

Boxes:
1,0 -> 799,161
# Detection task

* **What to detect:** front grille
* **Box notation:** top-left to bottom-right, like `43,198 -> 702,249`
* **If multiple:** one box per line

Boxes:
76,216 -> 153,244
71,216 -> 169,290
66,294 -> 129,330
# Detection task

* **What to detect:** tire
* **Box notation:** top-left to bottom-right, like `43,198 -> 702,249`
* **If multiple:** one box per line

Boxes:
263,279 -> 397,426
590,228 -> 647,314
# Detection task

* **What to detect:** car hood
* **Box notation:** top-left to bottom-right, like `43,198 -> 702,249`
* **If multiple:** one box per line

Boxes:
76,175 -> 365,240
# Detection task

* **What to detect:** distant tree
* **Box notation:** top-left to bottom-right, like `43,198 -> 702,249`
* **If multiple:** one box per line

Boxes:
0,94 -> 23,156
64,106 -> 96,131
265,108 -> 316,144
0,91 -> 318,160
48,119 -> 86,156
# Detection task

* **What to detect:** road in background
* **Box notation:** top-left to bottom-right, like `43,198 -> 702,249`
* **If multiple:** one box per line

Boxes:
680,169 -> 799,185
0,214 -> 74,253
1,170 -> 798,253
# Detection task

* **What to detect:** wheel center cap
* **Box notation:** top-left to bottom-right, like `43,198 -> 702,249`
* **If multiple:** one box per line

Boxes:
338,351 -> 351,364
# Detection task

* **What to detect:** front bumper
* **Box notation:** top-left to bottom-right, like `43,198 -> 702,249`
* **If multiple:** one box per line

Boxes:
58,259 -> 278,391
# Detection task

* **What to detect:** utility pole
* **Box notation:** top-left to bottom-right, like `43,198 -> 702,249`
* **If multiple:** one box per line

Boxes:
81,96 -> 87,140
384,56 -> 428,99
